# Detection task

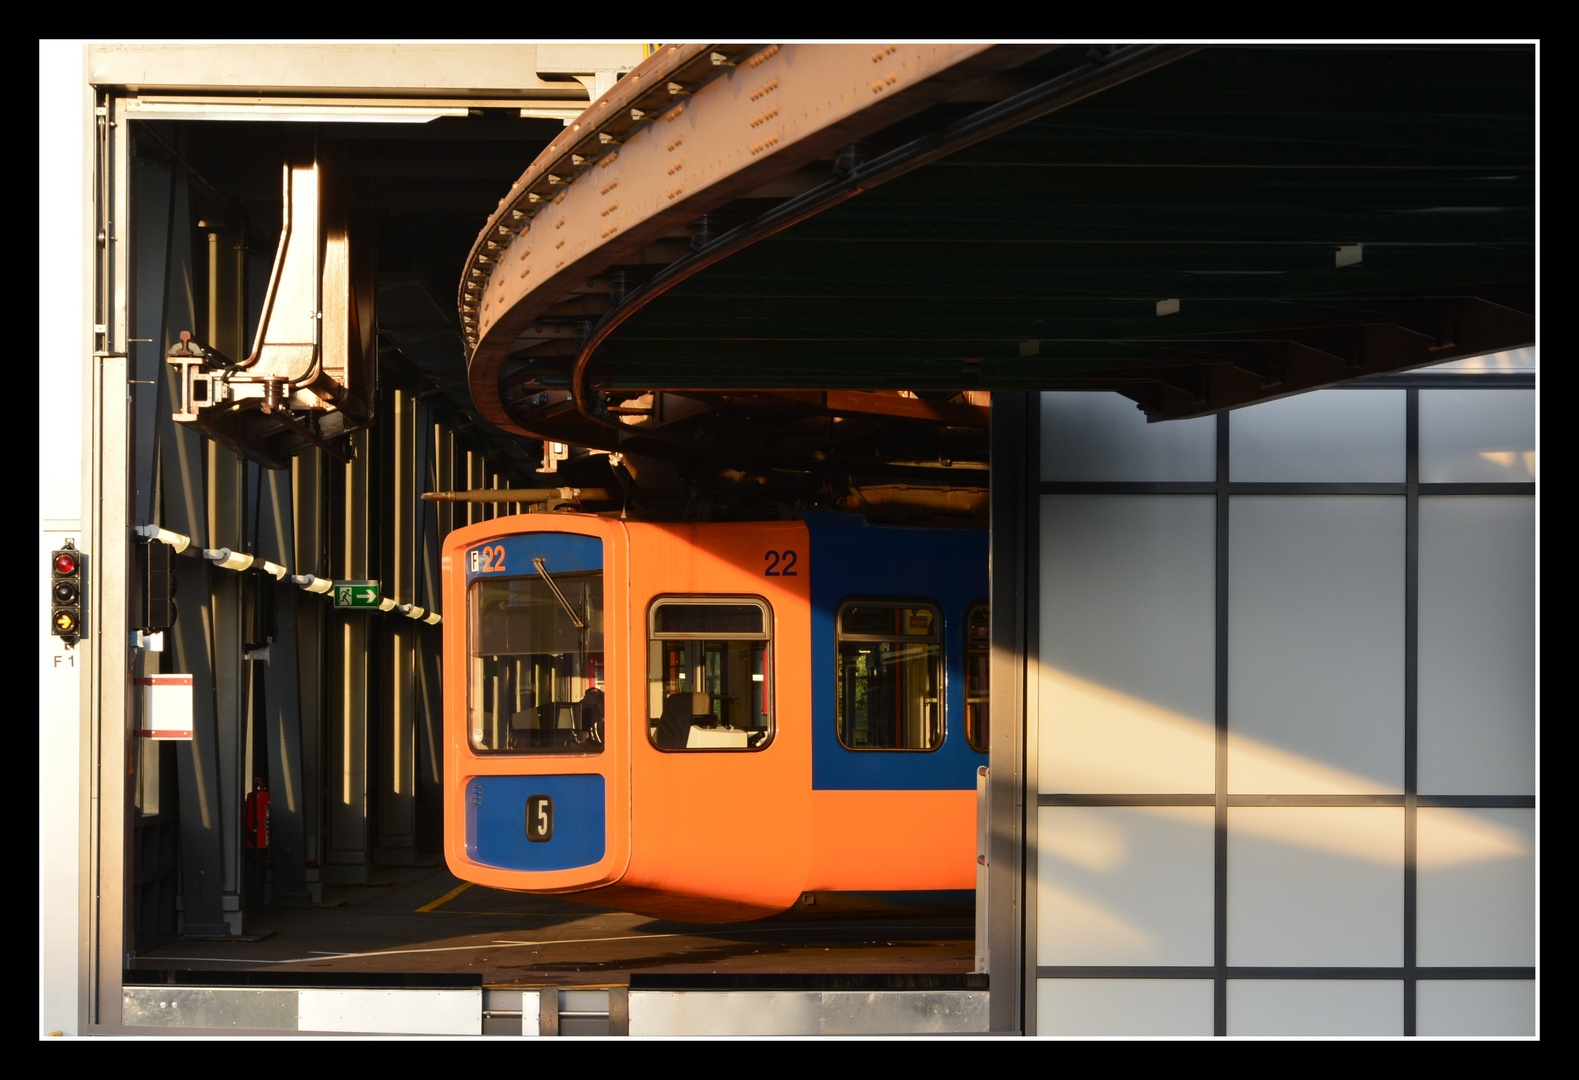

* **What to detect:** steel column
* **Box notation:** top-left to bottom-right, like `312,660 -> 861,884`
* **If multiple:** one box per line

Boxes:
988,390 -> 1033,1033
87,91 -> 134,1025
292,449 -> 326,900
325,430 -> 370,882
376,386 -> 418,863
206,441 -> 247,931
155,162 -> 229,939
258,465 -> 310,904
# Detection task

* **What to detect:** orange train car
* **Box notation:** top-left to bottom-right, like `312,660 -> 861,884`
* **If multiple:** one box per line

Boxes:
442,511 -> 989,921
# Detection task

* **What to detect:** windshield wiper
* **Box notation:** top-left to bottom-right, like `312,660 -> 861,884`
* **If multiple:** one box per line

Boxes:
532,557 -> 586,629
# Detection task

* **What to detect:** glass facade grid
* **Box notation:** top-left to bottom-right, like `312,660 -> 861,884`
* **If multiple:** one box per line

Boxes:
1031,370 -> 1535,1036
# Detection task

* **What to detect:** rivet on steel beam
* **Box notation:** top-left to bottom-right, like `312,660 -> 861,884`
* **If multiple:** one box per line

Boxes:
747,45 -> 780,68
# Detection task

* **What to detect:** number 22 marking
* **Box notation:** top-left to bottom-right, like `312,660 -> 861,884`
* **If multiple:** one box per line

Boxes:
763,549 -> 798,576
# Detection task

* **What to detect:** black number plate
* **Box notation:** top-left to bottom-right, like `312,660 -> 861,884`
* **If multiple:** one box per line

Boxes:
525,794 -> 554,842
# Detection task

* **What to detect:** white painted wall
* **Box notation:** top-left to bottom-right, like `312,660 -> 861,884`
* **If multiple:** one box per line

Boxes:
39,40 -> 88,1038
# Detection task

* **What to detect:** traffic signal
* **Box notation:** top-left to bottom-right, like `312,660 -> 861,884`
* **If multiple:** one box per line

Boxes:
51,541 -> 83,644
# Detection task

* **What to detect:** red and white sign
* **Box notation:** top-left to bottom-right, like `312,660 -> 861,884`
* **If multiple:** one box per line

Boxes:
137,674 -> 193,740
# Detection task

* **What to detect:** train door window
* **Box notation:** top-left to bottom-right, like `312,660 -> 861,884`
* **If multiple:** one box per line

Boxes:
647,598 -> 773,751
836,601 -> 944,751
468,567 -> 604,754
965,602 -> 989,753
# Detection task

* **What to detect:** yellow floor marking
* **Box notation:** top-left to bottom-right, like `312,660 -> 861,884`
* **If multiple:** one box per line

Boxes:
416,880 -> 474,913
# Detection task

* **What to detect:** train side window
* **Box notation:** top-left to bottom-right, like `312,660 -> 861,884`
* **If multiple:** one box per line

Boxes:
965,602 -> 990,753
836,600 -> 944,751
647,597 -> 773,752
468,568 -> 605,754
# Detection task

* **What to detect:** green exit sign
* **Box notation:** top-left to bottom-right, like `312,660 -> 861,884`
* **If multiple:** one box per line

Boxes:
333,580 -> 382,609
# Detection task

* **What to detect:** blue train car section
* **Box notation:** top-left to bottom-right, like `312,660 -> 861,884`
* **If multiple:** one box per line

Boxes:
804,513 -> 990,791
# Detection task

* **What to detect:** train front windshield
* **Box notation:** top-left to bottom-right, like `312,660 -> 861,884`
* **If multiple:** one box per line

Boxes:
469,569 -> 605,753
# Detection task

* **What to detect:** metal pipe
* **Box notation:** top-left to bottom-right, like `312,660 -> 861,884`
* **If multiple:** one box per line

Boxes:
420,487 -> 611,503
238,164 -> 294,368
568,44 -> 1204,448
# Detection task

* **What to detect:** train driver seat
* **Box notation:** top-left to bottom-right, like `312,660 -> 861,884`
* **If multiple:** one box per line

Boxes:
657,692 -> 710,749
578,687 -> 605,744
508,690 -> 537,749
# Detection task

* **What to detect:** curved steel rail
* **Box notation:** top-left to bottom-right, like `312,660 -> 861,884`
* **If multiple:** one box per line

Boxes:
565,44 -> 1205,455
459,42 -> 1056,435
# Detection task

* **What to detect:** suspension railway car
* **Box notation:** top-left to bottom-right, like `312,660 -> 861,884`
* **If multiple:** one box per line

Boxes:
442,511 -> 989,921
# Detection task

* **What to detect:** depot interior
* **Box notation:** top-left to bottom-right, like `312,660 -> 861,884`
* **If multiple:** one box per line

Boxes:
92,44 -> 1534,1035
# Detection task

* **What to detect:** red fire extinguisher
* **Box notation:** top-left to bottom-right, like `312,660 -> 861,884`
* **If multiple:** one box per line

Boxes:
244,779 -> 270,850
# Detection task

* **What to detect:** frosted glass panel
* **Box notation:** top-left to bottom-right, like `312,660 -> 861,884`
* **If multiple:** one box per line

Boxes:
1418,497 -> 1535,795
1037,979 -> 1213,1036
1227,980 -> 1402,1036
1419,389 -> 1536,482
1229,390 -> 1404,482
1041,392 -> 1216,481
1038,806 -> 1214,965
1228,497 -> 1404,793
1416,347 -> 1536,375
1416,808 -> 1534,966
1227,807 -> 1403,966
1416,981 -> 1535,1036
1039,496 -> 1215,793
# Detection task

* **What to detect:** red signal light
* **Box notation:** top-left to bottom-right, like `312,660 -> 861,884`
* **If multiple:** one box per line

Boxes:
51,543 -> 83,642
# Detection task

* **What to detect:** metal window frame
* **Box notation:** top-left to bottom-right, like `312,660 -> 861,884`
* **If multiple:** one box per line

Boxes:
645,594 -> 775,753
833,597 -> 946,754
464,568 -> 607,757
963,600 -> 991,755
